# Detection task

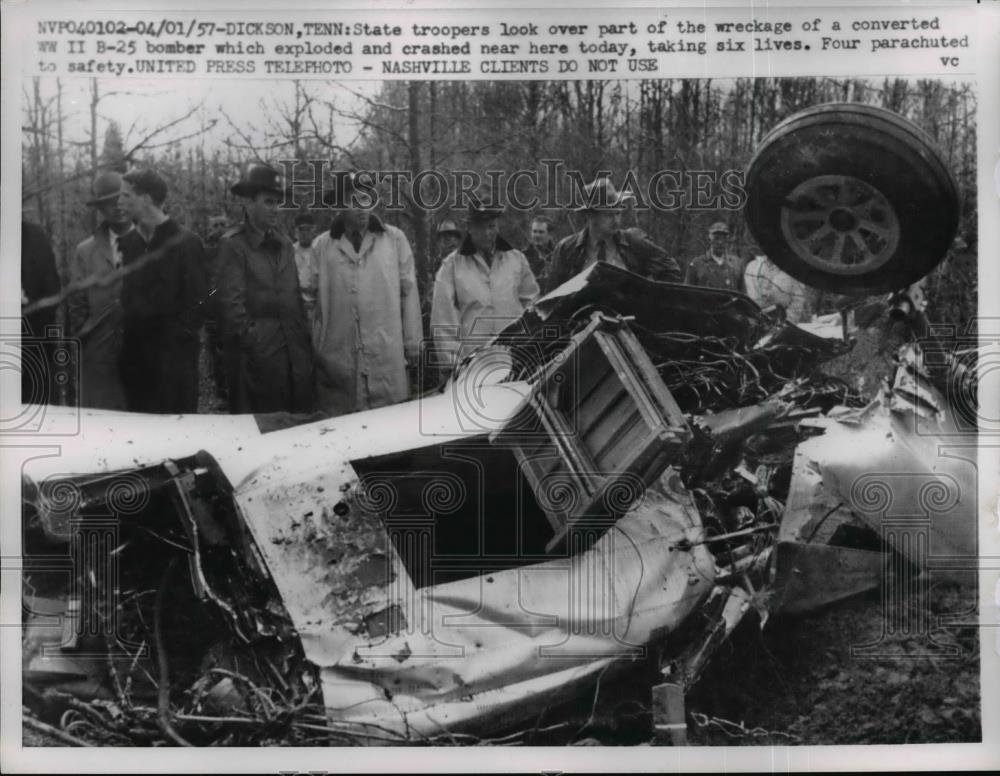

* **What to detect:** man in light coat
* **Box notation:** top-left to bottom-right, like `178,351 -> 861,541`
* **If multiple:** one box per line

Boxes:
66,171 -> 132,409
743,253 -> 818,323
430,198 -> 540,371
312,173 -> 422,416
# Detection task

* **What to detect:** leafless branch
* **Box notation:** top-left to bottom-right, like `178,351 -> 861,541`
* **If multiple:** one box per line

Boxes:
123,102 -> 205,159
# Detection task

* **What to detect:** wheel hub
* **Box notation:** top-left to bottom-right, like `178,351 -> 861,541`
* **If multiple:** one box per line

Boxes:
780,175 -> 900,276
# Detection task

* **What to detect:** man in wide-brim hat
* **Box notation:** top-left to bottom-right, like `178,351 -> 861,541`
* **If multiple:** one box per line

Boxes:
66,170 -> 133,409
216,162 -> 315,414
311,170 -> 422,416
430,192 -> 539,371
229,162 -> 286,199
544,176 -> 681,292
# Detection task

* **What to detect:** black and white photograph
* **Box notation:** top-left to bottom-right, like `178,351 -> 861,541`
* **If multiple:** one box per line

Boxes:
3,0 -> 998,772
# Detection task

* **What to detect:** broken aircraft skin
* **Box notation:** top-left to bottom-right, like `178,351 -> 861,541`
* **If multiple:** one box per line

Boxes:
19,263 -> 976,745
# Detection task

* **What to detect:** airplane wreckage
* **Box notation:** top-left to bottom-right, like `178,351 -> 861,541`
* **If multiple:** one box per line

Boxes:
19,104 -> 978,745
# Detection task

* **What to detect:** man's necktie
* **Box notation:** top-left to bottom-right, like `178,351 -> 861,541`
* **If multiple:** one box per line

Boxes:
110,232 -> 122,268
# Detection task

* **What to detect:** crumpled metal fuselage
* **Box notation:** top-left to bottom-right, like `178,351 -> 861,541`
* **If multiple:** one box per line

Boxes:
18,265 -> 977,742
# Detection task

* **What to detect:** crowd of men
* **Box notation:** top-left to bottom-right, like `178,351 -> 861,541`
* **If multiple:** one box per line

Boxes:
21,167 -> 810,417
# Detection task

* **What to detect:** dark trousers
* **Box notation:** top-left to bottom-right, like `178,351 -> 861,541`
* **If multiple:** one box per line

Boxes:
121,319 -> 199,414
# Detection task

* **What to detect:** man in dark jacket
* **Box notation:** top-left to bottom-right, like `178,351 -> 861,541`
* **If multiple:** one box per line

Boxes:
521,215 -> 555,280
217,164 -> 314,414
683,221 -> 745,292
118,168 -> 208,413
544,177 -> 681,292
20,220 -> 62,404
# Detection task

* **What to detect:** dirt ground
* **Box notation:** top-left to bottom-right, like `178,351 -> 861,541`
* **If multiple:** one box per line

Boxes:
24,578 -> 980,748
685,579 -> 980,745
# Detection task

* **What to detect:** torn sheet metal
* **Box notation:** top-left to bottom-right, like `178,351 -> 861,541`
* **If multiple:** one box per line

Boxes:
232,462 -> 715,740
791,409 -> 977,578
779,445 -> 870,546
768,542 -> 886,615
694,398 -> 790,442
17,406 -> 261,482
20,382 -> 531,497
531,262 -> 771,347
233,455 -> 415,669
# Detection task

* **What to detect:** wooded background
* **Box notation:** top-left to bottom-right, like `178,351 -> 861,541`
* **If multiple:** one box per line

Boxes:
22,76 -> 978,330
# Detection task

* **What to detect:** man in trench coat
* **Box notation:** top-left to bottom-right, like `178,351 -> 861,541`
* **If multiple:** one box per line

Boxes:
311,172 -> 422,416
66,171 -> 132,410
216,164 -> 314,414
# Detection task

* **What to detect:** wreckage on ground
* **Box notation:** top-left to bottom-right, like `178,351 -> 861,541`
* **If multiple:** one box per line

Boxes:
19,104 -> 976,745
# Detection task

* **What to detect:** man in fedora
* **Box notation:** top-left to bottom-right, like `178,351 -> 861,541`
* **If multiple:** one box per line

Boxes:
684,221 -> 745,292
544,176 -> 681,292
118,168 -> 208,413
216,163 -> 314,414
66,171 -> 132,409
430,194 -> 540,371
312,172 -> 422,416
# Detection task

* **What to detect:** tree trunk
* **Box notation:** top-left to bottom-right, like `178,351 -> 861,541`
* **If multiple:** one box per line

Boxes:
56,78 -> 67,273
407,82 -> 429,317
89,80 -> 99,231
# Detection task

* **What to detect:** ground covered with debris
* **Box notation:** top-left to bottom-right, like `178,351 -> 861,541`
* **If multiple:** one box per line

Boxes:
686,580 -> 980,746
24,580 -> 979,747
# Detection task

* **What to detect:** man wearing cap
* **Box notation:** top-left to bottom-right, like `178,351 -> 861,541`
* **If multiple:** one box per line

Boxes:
522,216 -> 555,280
118,168 -> 208,414
216,164 -> 314,414
435,218 -> 462,262
66,171 -> 132,409
545,177 -> 681,292
684,222 -> 745,292
292,212 -> 319,319
430,196 -> 540,370
312,172 -> 422,416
